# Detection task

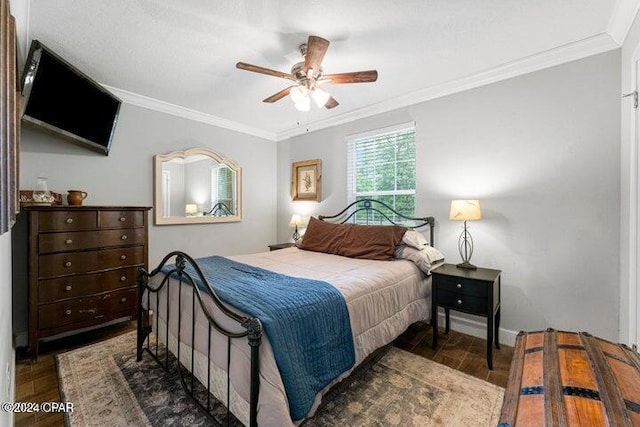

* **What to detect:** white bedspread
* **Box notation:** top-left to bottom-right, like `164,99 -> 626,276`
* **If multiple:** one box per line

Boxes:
148,247 -> 431,426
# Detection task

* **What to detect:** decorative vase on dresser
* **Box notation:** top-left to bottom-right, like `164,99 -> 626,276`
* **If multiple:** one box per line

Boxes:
14,205 -> 151,359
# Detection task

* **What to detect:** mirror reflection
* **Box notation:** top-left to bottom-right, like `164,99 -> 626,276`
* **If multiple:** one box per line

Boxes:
154,148 -> 242,225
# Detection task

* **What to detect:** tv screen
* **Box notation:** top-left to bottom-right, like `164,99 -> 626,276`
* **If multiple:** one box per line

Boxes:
21,40 -> 121,155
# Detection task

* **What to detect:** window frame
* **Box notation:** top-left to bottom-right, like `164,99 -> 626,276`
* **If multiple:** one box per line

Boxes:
346,121 -> 417,223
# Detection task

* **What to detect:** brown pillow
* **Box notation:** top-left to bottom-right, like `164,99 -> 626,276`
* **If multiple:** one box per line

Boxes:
298,216 -> 407,260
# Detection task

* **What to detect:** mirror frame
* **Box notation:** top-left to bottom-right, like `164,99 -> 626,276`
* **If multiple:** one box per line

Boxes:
154,147 -> 243,225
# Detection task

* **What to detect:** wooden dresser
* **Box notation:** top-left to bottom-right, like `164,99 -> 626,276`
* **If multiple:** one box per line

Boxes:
23,206 -> 151,358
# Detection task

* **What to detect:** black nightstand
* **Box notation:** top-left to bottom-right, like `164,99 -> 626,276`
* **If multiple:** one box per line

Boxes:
430,263 -> 501,369
268,242 -> 296,251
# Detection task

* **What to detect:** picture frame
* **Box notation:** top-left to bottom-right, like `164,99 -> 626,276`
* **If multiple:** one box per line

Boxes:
292,159 -> 322,202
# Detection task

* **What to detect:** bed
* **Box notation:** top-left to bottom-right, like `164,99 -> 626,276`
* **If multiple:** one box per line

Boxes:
136,199 -> 440,426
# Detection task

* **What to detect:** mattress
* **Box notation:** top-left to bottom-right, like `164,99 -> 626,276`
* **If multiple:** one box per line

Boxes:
146,247 -> 431,426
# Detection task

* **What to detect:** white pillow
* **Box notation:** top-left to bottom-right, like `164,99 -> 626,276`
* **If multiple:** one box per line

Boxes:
422,245 -> 445,263
402,230 -> 430,250
394,245 -> 445,274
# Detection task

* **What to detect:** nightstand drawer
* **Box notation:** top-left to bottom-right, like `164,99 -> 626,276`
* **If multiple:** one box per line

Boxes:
434,275 -> 489,298
437,289 -> 487,314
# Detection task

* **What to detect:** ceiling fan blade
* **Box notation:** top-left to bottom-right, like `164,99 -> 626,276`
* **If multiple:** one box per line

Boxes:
324,70 -> 378,84
304,36 -> 330,78
236,62 -> 296,81
324,96 -> 339,109
263,86 -> 295,103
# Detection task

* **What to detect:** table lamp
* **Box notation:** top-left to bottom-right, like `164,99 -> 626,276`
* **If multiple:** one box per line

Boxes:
290,214 -> 304,242
185,204 -> 198,217
449,200 -> 482,270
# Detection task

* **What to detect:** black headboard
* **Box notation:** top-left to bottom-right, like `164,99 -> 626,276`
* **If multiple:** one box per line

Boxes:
318,199 -> 435,245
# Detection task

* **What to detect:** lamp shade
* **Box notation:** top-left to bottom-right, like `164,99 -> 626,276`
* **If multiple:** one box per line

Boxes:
311,87 -> 331,107
449,200 -> 482,221
289,214 -> 303,227
289,86 -> 308,103
185,204 -> 198,215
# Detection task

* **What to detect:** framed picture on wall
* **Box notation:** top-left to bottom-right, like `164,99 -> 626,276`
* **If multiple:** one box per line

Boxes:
292,159 -> 322,202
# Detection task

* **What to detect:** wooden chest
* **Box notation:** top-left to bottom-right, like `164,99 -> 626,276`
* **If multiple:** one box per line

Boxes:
22,206 -> 151,359
499,329 -> 640,426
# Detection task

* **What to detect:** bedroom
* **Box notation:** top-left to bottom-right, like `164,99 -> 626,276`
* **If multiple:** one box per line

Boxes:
0,0 -> 639,426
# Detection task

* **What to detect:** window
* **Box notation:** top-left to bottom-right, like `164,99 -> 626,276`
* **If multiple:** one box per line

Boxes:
211,165 -> 236,213
346,122 -> 416,224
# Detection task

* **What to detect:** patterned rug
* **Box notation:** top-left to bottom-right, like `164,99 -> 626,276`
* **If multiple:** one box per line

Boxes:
56,331 -> 504,426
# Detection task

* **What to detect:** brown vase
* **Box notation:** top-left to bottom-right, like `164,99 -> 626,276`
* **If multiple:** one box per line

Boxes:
67,190 -> 88,206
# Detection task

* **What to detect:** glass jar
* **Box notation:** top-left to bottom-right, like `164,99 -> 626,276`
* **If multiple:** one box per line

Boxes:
33,177 -> 53,203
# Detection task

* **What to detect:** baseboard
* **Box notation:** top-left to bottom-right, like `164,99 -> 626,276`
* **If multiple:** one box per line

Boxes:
436,310 -> 519,347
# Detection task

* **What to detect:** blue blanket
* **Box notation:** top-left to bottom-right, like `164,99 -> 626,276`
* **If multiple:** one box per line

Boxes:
168,255 -> 355,421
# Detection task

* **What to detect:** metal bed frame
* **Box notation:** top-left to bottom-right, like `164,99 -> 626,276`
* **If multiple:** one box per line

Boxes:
136,198 -> 435,426
206,201 -> 234,217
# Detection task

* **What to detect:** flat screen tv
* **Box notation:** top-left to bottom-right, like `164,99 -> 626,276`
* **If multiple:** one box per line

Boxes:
21,40 -> 121,155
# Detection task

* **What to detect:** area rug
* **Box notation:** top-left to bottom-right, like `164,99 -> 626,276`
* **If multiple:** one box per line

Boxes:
56,331 -> 504,426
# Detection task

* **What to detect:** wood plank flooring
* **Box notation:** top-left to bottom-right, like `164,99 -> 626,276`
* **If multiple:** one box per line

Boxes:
14,321 -> 514,426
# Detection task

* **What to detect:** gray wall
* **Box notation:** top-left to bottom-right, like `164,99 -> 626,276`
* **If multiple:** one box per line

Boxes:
14,103 -> 278,339
277,50 -> 621,343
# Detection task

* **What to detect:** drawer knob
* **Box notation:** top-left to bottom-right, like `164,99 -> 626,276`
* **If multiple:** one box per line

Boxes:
64,261 -> 72,268
65,218 -> 73,224
457,283 -> 462,289
65,309 -> 71,315
120,254 -> 127,260
65,285 -> 72,291
119,217 -> 126,222
121,235 -> 128,240
65,239 -> 73,245
120,297 -> 127,303
457,299 -> 462,305
120,276 -> 127,282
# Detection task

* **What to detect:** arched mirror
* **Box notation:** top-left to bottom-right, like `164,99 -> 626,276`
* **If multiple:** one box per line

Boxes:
154,148 -> 242,225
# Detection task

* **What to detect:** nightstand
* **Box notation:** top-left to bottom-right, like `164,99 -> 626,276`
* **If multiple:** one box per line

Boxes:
268,242 -> 296,251
430,263 -> 501,369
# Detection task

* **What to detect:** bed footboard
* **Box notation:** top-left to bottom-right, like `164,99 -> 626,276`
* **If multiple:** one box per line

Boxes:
136,251 -> 262,427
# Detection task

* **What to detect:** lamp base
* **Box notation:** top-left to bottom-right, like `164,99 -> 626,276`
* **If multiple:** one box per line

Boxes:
456,261 -> 477,270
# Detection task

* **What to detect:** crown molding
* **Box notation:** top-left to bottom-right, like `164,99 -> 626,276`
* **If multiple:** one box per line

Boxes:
275,32 -> 619,140
607,0 -> 640,45
102,32 -> 618,143
101,85 -> 278,141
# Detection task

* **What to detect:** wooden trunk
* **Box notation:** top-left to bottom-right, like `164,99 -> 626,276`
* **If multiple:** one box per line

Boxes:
499,329 -> 640,426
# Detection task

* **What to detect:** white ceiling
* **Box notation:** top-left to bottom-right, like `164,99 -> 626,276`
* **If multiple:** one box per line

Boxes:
23,0 -> 638,140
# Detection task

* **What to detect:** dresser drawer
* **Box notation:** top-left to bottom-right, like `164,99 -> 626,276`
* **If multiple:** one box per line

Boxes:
99,228 -> 145,247
39,251 -> 98,278
98,246 -> 144,269
38,267 -> 140,303
100,210 -> 144,229
437,289 -> 487,314
38,230 -> 99,254
434,274 -> 489,298
38,288 -> 136,330
37,211 -> 97,232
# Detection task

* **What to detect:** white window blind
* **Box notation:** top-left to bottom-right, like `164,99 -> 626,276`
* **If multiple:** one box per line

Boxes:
346,122 -> 416,224
211,165 -> 235,213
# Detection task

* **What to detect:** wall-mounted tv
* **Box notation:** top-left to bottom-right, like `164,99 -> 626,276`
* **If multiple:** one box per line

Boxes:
20,40 -> 121,155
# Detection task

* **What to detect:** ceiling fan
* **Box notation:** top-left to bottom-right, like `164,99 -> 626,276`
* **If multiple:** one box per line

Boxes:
236,35 -> 378,111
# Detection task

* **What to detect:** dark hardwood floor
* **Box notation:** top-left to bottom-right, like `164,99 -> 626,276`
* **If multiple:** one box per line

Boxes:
14,321 -> 514,426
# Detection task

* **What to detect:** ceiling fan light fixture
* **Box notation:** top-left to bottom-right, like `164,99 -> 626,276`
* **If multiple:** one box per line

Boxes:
294,96 -> 310,112
311,87 -> 330,107
289,85 -> 308,104
237,35 -> 377,112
